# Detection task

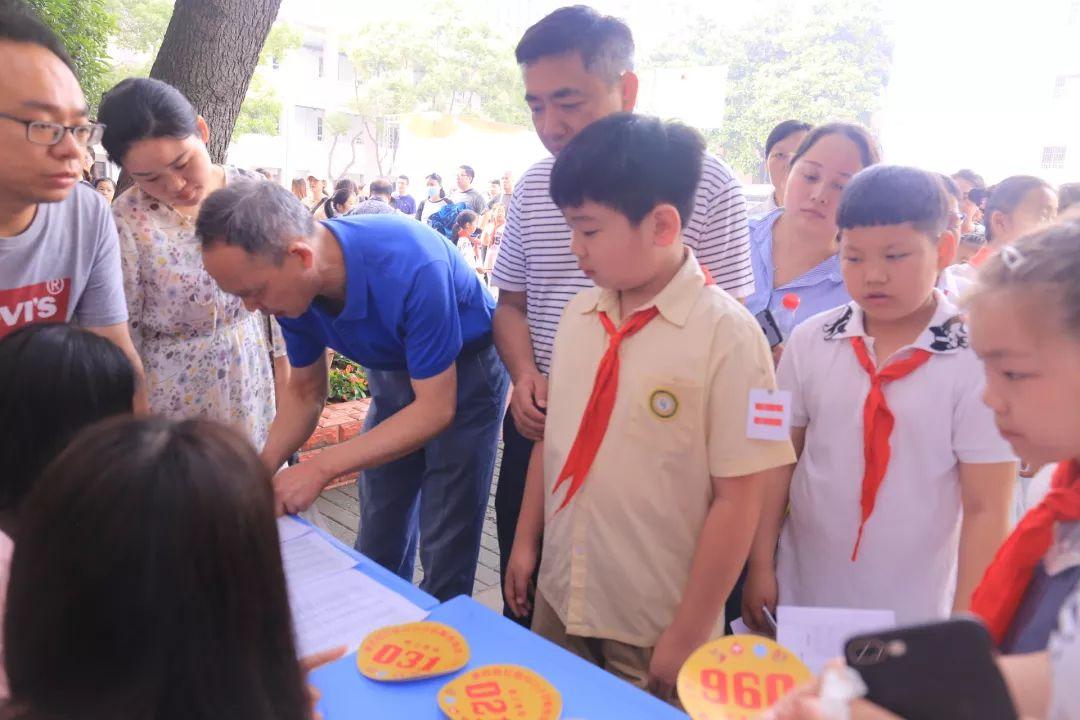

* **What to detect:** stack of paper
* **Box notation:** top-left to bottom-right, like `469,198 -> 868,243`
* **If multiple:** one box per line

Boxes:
777,605 -> 896,674
277,517 -> 428,657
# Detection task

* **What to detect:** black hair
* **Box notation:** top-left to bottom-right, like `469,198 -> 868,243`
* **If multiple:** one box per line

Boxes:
92,176 -> 116,192
459,165 -> 475,181
515,5 -> 634,85
369,178 -> 394,197
1059,182 -> 1080,213
983,175 -> 1054,243
937,173 -> 962,202
324,187 -> 354,218
952,169 -> 986,190
837,165 -> 950,238
0,0 -> 75,72
453,210 -> 479,235
425,173 -> 446,200
397,174 -> 409,183
0,324 -> 134,518
550,113 -> 704,227
764,120 -> 812,158
333,178 -> 357,195
98,78 -> 200,165
490,179 -> 501,186
789,122 -> 881,170
5,417 -> 310,720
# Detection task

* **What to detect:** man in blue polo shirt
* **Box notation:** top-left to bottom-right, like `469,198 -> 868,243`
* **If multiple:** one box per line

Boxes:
197,180 -> 509,601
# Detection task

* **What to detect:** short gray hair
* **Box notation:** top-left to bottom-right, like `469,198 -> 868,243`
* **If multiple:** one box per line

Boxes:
196,180 -> 315,261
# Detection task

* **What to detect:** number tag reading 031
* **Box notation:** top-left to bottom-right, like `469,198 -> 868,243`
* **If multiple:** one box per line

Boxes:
357,621 -> 470,682
438,664 -> 562,720
677,635 -> 812,720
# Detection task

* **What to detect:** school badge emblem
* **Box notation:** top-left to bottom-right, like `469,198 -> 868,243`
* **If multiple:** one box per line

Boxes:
650,389 -> 678,419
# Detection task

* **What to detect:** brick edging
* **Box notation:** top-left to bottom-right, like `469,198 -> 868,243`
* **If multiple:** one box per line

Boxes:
299,398 -> 371,489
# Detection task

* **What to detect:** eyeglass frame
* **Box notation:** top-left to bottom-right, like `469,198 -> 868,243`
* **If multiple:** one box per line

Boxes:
0,112 -> 106,147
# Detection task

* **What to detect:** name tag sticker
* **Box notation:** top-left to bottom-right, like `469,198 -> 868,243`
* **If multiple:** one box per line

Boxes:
746,388 -> 792,441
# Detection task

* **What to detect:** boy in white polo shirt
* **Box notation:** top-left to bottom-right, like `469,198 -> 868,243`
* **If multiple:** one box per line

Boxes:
743,166 -> 1017,630
502,114 -> 795,701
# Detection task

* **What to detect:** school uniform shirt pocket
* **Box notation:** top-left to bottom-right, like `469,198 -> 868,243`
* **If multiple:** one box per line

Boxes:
624,375 -> 704,458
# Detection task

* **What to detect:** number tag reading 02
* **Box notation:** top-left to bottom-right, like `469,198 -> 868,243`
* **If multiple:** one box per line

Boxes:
438,664 -> 562,720
357,621 -> 469,682
677,635 -> 812,720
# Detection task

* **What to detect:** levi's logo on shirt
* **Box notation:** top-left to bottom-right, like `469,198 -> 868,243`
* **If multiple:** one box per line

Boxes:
0,279 -> 71,338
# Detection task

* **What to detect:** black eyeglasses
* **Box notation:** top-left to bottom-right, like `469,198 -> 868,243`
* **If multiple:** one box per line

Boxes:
0,112 -> 106,147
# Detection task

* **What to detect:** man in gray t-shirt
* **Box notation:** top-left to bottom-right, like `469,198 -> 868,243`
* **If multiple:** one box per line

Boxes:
451,165 -> 486,215
0,183 -> 126,336
0,4 -> 144,404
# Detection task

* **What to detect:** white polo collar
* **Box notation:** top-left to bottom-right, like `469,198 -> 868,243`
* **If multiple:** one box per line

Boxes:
821,290 -> 968,355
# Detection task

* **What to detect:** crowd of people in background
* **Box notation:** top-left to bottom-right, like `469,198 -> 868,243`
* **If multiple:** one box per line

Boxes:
3,0 -> 1080,718
271,165 -> 512,286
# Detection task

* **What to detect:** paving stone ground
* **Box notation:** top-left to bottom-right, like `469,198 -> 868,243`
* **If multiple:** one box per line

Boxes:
313,445 -> 506,613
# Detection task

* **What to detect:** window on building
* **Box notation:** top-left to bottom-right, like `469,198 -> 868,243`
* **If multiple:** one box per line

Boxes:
317,55 -> 324,78
1042,146 -> 1067,169
1054,76 -> 1067,99
337,53 -> 355,83
377,120 -> 400,158
1070,0 -> 1079,24
295,106 -> 326,143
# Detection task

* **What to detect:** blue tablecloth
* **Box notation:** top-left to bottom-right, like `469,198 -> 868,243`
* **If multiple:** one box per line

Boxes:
311,595 -> 689,718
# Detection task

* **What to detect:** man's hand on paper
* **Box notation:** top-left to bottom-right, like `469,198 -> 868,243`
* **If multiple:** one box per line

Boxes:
273,462 -> 330,516
300,645 -> 347,720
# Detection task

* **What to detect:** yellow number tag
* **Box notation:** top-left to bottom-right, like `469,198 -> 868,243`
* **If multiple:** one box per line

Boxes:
357,621 -> 469,682
678,635 -> 812,720
438,664 -> 562,720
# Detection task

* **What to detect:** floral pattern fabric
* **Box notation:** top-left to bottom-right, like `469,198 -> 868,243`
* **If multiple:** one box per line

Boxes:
113,166 -> 285,450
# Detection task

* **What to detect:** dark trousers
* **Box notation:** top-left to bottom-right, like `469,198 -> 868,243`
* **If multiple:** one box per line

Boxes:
494,412 -> 539,626
354,344 -> 508,602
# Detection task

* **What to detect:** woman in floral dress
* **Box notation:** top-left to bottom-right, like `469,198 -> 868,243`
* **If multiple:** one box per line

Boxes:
98,78 -> 289,450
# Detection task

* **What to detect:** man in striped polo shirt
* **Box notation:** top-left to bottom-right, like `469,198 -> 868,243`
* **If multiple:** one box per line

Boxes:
491,5 -> 755,626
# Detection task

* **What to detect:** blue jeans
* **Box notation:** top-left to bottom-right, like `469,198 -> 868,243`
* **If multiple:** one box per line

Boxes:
354,344 -> 508,602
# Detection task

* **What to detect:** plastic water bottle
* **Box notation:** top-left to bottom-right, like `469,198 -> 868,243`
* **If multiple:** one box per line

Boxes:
777,293 -> 801,340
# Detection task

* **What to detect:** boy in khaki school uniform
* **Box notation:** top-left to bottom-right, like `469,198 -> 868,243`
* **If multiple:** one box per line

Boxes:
503,114 -> 796,702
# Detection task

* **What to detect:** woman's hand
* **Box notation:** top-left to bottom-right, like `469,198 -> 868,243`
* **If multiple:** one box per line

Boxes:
300,645 -> 348,720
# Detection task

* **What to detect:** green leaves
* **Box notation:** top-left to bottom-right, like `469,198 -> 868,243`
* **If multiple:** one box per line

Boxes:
105,0 -> 173,54
233,73 -> 281,139
27,0 -> 117,111
720,1 -> 893,179
645,0 -> 894,180
342,11 -> 528,128
328,354 -> 369,402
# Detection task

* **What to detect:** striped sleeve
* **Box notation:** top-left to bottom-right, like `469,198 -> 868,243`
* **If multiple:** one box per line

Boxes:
693,156 -> 755,299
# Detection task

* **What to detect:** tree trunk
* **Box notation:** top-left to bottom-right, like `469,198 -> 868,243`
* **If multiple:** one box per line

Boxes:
149,0 -> 282,164
363,119 -> 384,177
325,132 -> 341,183
329,132 -> 364,183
